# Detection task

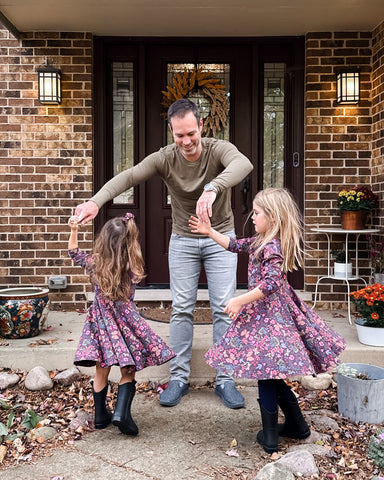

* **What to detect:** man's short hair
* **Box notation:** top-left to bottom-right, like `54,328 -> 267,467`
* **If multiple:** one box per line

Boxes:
167,99 -> 200,129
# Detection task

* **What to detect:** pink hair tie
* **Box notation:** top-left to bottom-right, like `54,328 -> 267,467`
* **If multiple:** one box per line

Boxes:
123,212 -> 134,224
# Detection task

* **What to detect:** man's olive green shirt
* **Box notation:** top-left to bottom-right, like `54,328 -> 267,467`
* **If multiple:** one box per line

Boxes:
91,138 -> 253,237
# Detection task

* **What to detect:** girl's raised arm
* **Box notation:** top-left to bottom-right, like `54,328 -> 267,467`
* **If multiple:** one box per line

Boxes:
189,215 -> 230,250
68,215 -> 80,250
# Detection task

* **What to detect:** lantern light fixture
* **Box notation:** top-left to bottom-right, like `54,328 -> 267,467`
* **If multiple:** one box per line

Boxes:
336,71 -> 360,104
37,65 -> 61,104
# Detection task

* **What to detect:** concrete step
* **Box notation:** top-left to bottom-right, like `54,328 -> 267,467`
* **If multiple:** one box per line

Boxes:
1,308 -> 383,385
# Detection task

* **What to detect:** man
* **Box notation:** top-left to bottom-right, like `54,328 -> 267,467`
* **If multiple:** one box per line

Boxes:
75,99 -> 253,408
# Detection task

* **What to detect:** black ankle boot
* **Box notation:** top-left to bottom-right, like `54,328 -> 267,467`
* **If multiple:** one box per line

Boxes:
256,400 -> 278,454
112,380 -> 138,436
92,383 -> 112,429
277,396 -> 310,439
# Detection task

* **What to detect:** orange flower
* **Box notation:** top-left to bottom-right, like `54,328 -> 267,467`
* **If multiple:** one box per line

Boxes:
371,312 -> 380,320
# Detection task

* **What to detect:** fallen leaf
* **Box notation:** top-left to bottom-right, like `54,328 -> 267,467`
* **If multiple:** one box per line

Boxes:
0,445 -> 7,463
225,449 -> 239,457
229,438 -> 237,448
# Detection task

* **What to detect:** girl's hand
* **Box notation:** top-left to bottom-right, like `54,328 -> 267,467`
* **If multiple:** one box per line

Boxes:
68,216 -> 80,230
189,215 -> 211,236
224,297 -> 243,320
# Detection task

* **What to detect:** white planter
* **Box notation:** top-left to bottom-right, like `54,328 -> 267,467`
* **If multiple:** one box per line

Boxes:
355,323 -> 384,347
336,363 -> 384,424
333,262 -> 353,279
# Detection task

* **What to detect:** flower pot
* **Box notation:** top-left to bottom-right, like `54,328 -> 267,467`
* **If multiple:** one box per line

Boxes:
336,363 -> 384,424
374,273 -> 384,286
0,287 -> 50,339
334,262 -> 353,279
355,321 -> 384,346
340,211 -> 367,230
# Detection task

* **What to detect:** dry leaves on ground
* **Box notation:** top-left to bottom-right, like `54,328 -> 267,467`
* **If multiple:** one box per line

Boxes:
0,370 -> 383,479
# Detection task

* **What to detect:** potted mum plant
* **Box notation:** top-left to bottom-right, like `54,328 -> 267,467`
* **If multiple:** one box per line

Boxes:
349,283 -> 384,346
337,185 -> 378,230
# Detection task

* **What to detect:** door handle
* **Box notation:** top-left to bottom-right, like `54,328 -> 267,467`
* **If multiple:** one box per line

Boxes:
240,176 -> 250,214
293,152 -> 300,168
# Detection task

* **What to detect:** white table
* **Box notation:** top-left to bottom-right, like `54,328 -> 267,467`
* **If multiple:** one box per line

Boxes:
310,227 -> 380,324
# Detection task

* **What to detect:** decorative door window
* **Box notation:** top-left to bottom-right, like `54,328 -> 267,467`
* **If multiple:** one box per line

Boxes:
112,62 -> 135,204
164,63 -> 230,204
263,63 -> 285,188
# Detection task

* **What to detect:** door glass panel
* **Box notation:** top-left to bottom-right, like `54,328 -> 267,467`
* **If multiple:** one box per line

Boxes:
263,63 -> 285,188
165,63 -> 230,204
112,62 -> 135,204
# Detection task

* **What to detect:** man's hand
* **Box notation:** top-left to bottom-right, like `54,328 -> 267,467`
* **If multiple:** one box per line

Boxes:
195,191 -> 216,223
189,215 -> 211,236
75,201 -> 99,225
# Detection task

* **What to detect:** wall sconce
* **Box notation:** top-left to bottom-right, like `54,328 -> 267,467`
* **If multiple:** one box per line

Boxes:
37,65 -> 61,104
336,71 -> 360,104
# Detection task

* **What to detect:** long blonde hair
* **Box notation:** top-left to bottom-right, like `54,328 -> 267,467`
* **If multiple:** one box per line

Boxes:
92,214 -> 145,300
252,188 -> 304,272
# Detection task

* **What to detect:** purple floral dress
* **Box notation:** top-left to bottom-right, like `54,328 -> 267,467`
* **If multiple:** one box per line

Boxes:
69,248 -> 176,371
205,238 -> 346,380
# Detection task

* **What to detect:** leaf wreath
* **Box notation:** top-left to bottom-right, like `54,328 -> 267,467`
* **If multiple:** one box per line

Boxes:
161,67 -> 229,137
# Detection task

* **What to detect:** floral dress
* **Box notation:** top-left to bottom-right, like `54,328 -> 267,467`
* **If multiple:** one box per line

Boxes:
205,238 -> 346,379
69,248 -> 176,371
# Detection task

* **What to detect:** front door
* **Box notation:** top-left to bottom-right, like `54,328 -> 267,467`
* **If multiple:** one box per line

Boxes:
93,37 -> 304,288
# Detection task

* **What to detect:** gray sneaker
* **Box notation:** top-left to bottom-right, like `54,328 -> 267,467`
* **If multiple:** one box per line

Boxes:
159,380 -> 189,407
215,382 -> 245,409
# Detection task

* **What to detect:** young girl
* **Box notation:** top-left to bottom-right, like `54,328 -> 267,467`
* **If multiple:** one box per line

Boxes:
189,187 -> 346,454
68,212 -> 175,436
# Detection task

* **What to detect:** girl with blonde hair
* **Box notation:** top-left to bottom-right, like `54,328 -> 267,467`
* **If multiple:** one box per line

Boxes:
190,187 -> 345,454
68,212 -> 175,436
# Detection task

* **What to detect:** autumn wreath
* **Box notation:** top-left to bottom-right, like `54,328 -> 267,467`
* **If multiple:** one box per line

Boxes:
161,67 -> 229,137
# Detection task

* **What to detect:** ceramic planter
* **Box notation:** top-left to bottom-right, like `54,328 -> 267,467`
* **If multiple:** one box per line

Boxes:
355,321 -> 384,346
333,262 -> 353,279
0,287 -> 50,339
374,273 -> 384,285
336,363 -> 384,424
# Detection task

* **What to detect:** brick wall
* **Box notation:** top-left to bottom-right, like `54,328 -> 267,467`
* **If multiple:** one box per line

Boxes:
304,30 -> 384,308
0,26 -> 94,310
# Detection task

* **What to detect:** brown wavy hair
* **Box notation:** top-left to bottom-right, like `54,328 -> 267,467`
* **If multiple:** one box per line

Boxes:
92,215 -> 145,300
252,188 -> 304,272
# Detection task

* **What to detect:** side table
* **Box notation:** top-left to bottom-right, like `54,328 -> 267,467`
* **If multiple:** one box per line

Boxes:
310,227 -> 380,325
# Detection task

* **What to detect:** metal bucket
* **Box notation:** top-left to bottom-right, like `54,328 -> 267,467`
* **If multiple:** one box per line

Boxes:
336,363 -> 384,424
0,287 -> 50,339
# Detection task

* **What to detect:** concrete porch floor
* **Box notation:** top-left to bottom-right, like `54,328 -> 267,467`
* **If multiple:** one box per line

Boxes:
1,289 -> 383,383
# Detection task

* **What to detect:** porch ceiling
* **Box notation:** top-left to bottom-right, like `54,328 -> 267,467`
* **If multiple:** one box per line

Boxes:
1,0 -> 384,37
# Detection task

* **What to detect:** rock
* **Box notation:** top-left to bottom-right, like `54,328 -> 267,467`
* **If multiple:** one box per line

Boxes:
24,366 -> 53,391
276,450 -> 319,476
309,413 -> 340,432
69,410 -> 94,430
27,426 -> 57,442
300,429 -> 332,444
288,443 -> 333,457
254,462 -> 295,479
0,372 -> 20,390
53,368 -> 81,386
300,373 -> 332,390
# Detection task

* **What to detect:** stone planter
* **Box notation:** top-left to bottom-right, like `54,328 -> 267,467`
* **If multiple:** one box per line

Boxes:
336,363 -> 384,424
0,287 -> 50,339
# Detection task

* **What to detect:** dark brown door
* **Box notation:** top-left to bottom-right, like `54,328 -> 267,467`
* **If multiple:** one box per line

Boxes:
93,37 -> 304,288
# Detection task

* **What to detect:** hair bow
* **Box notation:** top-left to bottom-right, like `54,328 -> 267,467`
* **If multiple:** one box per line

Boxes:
122,212 -> 134,224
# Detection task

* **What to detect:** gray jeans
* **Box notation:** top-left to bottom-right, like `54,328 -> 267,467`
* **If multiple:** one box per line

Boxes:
168,232 -> 237,385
